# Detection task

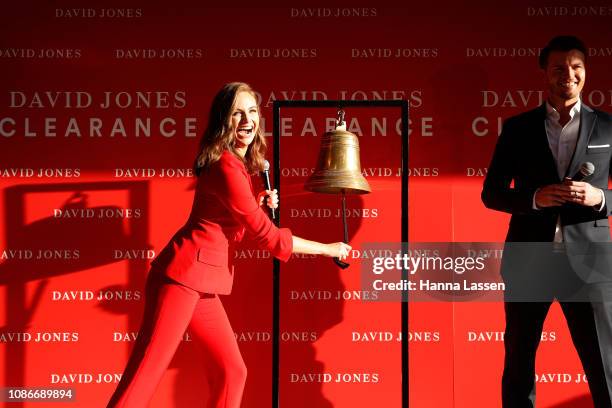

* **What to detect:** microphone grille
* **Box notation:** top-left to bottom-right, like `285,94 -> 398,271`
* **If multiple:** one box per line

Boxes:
263,159 -> 270,171
581,161 -> 595,177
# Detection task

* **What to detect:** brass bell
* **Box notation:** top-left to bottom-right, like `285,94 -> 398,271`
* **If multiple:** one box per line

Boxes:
305,110 -> 371,194
305,110 -> 371,269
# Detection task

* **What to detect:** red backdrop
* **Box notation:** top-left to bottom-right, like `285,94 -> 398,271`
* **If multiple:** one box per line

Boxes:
2,1 -> 612,407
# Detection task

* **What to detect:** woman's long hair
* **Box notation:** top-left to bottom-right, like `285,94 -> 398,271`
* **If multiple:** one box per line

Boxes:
193,82 -> 267,176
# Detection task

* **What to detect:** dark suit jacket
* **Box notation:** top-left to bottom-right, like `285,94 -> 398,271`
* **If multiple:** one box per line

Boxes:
482,103 -> 612,283
151,150 -> 293,294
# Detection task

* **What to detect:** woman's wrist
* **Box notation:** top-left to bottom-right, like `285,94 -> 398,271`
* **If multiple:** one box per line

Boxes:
292,235 -> 330,256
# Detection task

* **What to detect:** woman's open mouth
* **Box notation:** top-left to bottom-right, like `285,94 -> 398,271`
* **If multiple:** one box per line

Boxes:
237,126 -> 254,136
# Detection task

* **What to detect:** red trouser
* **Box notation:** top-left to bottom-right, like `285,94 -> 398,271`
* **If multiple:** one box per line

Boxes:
107,272 -> 247,408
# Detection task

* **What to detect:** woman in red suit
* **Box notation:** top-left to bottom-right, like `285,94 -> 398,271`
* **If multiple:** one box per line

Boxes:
107,82 -> 351,408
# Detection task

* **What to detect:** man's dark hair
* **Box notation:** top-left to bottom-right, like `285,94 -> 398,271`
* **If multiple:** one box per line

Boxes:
539,35 -> 588,69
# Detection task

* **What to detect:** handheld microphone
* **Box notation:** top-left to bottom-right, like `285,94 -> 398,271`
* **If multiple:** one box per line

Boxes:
262,160 -> 275,219
571,162 -> 595,181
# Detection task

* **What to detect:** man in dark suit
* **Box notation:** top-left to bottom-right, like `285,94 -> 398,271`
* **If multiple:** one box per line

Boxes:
482,35 -> 612,407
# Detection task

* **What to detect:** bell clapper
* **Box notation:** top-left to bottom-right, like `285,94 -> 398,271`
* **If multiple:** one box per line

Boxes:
341,189 -> 349,244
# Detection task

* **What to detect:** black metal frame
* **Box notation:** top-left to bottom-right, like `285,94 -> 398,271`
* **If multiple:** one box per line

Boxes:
272,99 -> 409,408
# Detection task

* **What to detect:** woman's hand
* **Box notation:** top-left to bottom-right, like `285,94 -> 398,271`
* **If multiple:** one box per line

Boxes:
258,189 -> 278,209
325,242 -> 352,260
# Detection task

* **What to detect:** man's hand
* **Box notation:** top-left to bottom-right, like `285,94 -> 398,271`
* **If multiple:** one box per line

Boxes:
564,179 -> 603,207
535,184 -> 571,208
535,180 -> 603,208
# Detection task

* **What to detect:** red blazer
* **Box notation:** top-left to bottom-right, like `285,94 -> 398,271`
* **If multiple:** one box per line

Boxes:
151,150 -> 293,294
